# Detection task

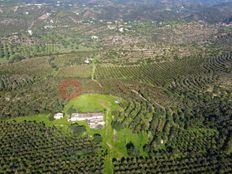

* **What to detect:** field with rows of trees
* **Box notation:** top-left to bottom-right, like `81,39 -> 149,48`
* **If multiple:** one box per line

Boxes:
0,0 -> 232,173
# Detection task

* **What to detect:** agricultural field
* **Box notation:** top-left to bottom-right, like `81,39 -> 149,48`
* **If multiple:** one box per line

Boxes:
0,0 -> 232,174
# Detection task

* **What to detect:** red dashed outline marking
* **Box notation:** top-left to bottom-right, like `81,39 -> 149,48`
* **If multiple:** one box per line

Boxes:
59,80 -> 81,101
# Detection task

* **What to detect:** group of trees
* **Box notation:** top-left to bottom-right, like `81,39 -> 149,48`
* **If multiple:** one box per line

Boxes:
0,43 -> 60,60
69,123 -> 87,136
168,128 -> 218,153
0,56 -> 66,118
113,153 -> 232,174
0,3 -> 231,173
0,38 -> 231,173
101,52 -> 232,159
0,78 -> 64,118
0,75 -> 34,91
0,121 -> 105,173
206,52 -> 232,73
95,56 -> 205,87
0,31 -> 85,63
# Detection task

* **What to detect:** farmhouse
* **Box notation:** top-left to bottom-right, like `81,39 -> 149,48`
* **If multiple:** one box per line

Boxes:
115,99 -> 120,104
68,113 -> 105,129
119,27 -> 124,33
28,30 -> 33,36
91,35 -> 99,40
84,58 -> 91,64
54,113 -> 64,120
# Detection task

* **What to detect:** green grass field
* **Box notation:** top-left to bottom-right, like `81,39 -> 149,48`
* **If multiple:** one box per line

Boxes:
4,114 -> 73,134
64,94 -> 121,113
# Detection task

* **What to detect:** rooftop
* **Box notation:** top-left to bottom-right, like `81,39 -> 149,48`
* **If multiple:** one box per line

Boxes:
68,112 -> 105,130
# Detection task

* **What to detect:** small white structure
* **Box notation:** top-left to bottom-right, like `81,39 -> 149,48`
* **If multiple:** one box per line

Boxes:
85,59 -> 90,64
119,28 -> 124,33
115,99 -> 120,104
44,25 -> 54,29
34,4 -> 43,7
84,58 -> 92,64
54,113 -> 64,120
91,35 -> 99,40
28,30 -> 33,36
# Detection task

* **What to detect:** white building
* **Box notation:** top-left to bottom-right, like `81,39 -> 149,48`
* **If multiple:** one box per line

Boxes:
91,35 -> 99,40
84,59 -> 90,64
119,28 -> 124,33
44,25 -> 54,29
68,113 -> 105,129
115,99 -> 120,104
54,113 -> 64,120
28,30 -> 33,36
84,58 -> 93,64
